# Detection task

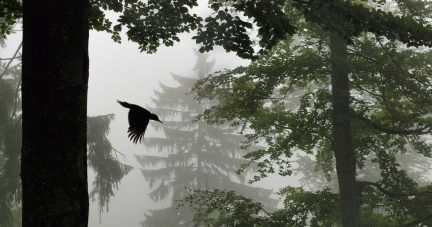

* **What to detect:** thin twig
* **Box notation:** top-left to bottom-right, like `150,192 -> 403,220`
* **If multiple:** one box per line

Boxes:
0,56 -> 21,61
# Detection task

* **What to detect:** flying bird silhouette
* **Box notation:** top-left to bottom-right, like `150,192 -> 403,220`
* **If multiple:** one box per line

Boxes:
117,100 -> 162,144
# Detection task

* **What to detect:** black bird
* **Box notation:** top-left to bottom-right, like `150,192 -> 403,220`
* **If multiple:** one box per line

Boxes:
117,100 -> 162,144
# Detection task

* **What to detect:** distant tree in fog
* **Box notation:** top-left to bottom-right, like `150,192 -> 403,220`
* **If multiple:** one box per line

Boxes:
0,55 -> 132,226
87,114 -> 133,218
0,54 -> 22,227
137,50 -> 278,227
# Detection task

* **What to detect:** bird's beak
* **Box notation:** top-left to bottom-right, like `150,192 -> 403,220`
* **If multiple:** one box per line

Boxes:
158,120 -> 163,123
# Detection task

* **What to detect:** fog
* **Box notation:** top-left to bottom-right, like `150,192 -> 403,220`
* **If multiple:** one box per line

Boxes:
85,27 -> 303,226
2,27 -> 299,226
1,17 -> 303,226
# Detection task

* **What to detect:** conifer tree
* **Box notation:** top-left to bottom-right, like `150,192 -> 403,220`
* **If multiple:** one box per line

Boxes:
0,53 -> 22,227
0,53 -> 132,225
138,50 -> 278,227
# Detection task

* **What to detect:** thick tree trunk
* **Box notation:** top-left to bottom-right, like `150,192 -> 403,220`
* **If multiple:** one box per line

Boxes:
22,0 -> 89,226
330,30 -> 360,226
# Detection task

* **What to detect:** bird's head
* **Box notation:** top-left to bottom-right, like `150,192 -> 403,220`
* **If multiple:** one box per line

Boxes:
150,114 -> 163,123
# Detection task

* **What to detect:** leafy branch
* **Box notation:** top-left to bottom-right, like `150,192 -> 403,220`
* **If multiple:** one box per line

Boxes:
358,181 -> 432,197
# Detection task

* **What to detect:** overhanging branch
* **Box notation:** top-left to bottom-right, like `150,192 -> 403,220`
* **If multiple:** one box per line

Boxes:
350,111 -> 432,135
401,213 -> 432,227
358,181 -> 432,197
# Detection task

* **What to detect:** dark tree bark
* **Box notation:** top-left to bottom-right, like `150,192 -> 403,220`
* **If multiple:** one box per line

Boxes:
330,30 -> 360,227
22,0 -> 89,226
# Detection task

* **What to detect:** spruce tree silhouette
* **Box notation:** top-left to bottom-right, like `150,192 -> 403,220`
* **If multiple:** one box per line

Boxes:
117,100 -> 162,144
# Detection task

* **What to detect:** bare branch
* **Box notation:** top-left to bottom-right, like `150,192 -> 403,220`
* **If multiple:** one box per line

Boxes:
0,57 -> 21,61
0,41 -> 22,80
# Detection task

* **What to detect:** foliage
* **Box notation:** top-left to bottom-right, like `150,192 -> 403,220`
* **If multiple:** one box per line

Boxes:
190,0 -> 432,225
4,0 -> 432,59
294,0 -> 432,47
180,186 -> 340,227
180,189 -> 277,227
0,0 -> 21,39
138,51 -> 278,227
181,184 -> 432,226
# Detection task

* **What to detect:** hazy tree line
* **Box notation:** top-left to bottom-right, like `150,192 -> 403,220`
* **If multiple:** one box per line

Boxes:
2,0 -> 432,226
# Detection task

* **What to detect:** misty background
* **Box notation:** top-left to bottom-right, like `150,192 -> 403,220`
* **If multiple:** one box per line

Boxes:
0,16 -> 299,226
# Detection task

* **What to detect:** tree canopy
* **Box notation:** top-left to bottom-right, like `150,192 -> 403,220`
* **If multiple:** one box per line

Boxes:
188,0 -> 432,225
4,0 -> 432,59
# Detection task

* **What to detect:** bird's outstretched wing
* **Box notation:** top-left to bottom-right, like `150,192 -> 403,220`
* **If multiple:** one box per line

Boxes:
118,100 -> 152,144
127,108 -> 150,144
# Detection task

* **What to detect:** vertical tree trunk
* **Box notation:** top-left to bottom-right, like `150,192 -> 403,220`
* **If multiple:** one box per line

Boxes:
330,30 -> 360,227
22,0 -> 89,226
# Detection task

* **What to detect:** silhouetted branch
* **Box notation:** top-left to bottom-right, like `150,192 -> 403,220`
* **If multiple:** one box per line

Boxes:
0,41 -> 22,80
0,57 -> 21,61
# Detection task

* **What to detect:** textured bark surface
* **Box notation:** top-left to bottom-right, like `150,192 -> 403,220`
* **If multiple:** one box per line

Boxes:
22,0 -> 89,226
330,30 -> 360,227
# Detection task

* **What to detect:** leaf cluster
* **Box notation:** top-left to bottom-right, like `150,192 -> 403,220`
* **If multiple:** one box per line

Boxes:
118,0 -> 203,53
0,0 -> 21,39
179,187 -> 339,226
179,188 -> 277,227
